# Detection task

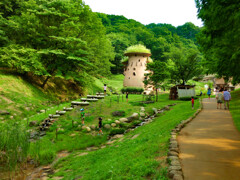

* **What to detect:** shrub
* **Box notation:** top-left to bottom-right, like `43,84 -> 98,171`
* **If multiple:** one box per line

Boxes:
179,96 -> 199,101
112,110 -> 125,117
121,87 -> 144,94
109,128 -> 125,136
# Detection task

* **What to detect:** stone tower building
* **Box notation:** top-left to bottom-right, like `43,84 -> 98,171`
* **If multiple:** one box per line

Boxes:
123,52 -> 152,89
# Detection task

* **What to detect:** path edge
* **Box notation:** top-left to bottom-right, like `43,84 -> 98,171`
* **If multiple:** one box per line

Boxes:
167,98 -> 203,180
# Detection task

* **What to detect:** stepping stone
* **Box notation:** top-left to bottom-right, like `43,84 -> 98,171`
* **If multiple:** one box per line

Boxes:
63,107 -> 73,111
95,96 -> 104,99
49,114 -> 60,118
56,111 -> 66,115
96,93 -> 104,96
71,101 -> 89,106
86,98 -> 98,102
81,98 -> 88,102
87,95 -> 95,98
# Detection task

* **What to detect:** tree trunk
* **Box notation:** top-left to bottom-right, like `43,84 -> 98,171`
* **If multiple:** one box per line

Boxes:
155,88 -> 158,102
41,76 -> 51,88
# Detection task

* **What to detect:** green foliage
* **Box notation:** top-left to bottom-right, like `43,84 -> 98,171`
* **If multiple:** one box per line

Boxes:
109,128 -> 125,136
144,61 -> 169,101
196,0 -> 240,83
165,45 -> 203,85
121,87 -> 144,94
0,0 -> 114,87
0,122 -> 30,171
124,44 -> 151,54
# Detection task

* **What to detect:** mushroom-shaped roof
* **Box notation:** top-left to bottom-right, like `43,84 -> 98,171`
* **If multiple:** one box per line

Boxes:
124,44 -> 151,57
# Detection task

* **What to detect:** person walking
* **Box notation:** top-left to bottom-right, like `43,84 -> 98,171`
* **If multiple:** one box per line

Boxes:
103,84 -> 107,96
216,89 -> 224,109
191,96 -> 194,109
207,87 -> 211,99
98,117 -> 103,135
80,108 -> 85,125
223,88 -> 231,110
126,92 -> 129,103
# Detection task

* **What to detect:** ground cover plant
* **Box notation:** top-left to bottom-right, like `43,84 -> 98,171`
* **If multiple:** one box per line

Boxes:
50,99 -> 200,179
229,89 -> 240,132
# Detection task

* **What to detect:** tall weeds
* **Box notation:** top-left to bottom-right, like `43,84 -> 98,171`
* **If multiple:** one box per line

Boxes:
0,121 -> 30,172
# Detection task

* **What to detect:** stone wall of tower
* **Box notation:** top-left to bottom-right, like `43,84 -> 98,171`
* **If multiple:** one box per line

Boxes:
123,55 -> 149,88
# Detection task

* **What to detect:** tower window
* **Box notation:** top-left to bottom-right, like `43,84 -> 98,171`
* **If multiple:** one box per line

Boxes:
139,59 -> 140,62
133,68 -> 136,70
133,72 -> 136,76
129,77 -> 130,79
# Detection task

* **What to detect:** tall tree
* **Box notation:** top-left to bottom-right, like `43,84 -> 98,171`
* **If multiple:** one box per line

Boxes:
195,0 -> 240,84
165,46 -> 203,85
144,61 -> 169,102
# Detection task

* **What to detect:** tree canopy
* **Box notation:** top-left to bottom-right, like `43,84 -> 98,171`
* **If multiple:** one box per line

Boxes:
195,0 -> 240,84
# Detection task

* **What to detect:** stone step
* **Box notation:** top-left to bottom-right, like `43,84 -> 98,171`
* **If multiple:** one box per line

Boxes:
71,101 -> 90,106
49,114 -> 60,118
63,107 -> 73,111
56,111 -> 66,115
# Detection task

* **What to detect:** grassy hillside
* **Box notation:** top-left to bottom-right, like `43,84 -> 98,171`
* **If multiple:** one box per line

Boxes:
230,89 -> 240,132
0,70 -> 51,121
50,99 -> 200,179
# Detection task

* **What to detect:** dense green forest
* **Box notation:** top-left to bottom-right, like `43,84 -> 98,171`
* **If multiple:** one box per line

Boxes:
0,0 -> 204,91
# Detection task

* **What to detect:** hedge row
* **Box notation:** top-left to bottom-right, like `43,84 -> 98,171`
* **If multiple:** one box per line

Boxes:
121,87 -> 144,94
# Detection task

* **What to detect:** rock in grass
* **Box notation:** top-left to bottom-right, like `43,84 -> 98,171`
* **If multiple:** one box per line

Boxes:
119,118 -> 128,123
104,124 -> 111,129
29,121 -> 38,127
169,165 -> 182,171
168,170 -> 183,178
171,160 -> 181,166
170,148 -> 179,153
115,120 -> 120,124
168,151 -> 179,157
82,126 -> 87,130
140,112 -> 145,117
131,113 -> 139,120
90,125 -> 96,130
40,109 -> 46,113
111,123 -> 117,127
10,116 -> 14,119
86,127 -> 91,132
152,108 -> 158,114
173,174 -> 183,180
112,110 -> 125,117
167,156 -> 178,161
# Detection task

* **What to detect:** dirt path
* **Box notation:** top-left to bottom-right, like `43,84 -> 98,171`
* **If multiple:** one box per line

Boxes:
178,98 -> 240,180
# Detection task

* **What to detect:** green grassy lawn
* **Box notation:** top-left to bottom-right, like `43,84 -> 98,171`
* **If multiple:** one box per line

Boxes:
49,99 -> 200,180
229,89 -> 240,132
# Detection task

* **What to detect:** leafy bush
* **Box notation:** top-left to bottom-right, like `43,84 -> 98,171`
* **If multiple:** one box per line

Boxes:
112,110 -> 125,117
121,87 -> 144,94
179,96 -> 199,101
109,128 -> 125,136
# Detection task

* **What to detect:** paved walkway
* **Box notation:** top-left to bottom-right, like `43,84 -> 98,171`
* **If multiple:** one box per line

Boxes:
178,98 -> 240,180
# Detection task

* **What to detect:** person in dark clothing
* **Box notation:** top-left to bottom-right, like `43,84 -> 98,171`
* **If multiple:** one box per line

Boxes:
98,117 -> 103,135
126,92 -> 129,103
